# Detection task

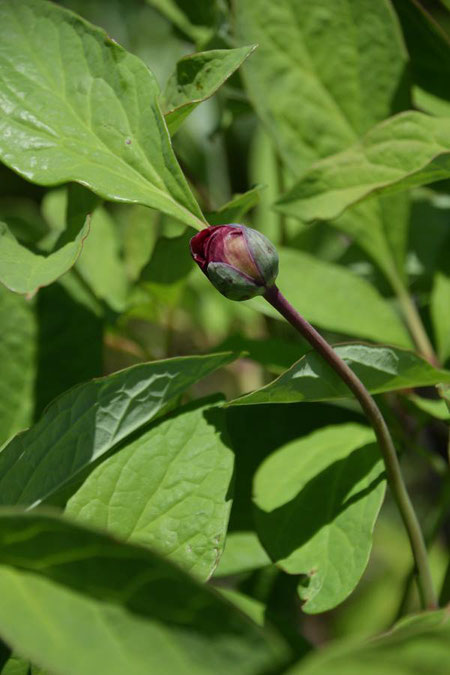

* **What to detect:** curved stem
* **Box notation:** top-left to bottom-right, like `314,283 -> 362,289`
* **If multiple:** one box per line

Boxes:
264,285 -> 438,610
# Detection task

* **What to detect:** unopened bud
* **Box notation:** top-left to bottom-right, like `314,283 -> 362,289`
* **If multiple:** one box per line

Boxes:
190,224 -> 278,301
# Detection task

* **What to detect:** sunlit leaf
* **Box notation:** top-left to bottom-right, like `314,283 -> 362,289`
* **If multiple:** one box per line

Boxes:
278,112 -> 450,223
0,352 -> 238,507
0,0 -> 205,228
67,399 -> 234,581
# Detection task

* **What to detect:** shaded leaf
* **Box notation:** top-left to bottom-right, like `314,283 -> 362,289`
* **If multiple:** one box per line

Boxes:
250,248 -> 412,347
0,352 -> 238,507
225,401 -> 364,532
67,400 -> 234,581
34,282 -> 103,417
0,0 -> 204,229
229,344 -> 450,406
0,511 -> 288,675
162,47 -> 256,134
254,424 -> 384,613
287,609 -> 450,674
0,286 -> 36,446
393,0 -> 450,117
277,112 -> 450,223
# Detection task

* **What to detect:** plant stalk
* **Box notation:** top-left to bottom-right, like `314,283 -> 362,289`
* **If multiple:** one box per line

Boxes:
264,284 -> 438,610
391,277 -> 439,367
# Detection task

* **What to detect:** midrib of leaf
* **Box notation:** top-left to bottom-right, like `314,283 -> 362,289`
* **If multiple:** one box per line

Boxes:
3,3 -> 204,227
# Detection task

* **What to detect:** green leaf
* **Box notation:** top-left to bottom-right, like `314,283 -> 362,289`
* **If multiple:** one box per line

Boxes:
235,0 -> 408,174
0,0 -> 205,229
206,186 -> 264,226
215,531 -> 271,577
0,286 -> 36,446
431,272 -> 450,364
277,112 -> 450,223
287,609 -> 450,674
0,511 -> 288,675
250,248 -> 412,347
162,47 -> 256,135
229,344 -> 450,406
253,424 -> 384,613
0,352 -> 238,507
67,400 -> 234,581
0,219 -> 89,295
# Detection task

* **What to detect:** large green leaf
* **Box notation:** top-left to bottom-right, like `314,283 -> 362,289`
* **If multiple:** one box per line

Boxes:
0,219 -> 89,295
0,352 -> 237,507
0,286 -> 36,446
234,0 -> 411,284
0,511 -> 288,675
161,47 -> 256,135
229,344 -> 450,406
0,0 -> 205,229
235,0 -> 408,174
278,112 -> 450,223
250,248 -> 412,347
287,609 -> 450,674
253,424 -> 385,613
67,399 -> 234,581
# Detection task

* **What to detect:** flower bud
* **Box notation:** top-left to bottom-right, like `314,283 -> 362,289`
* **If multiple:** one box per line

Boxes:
190,224 -> 279,301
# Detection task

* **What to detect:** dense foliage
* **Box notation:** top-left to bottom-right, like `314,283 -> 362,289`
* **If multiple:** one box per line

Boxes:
0,0 -> 449,673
